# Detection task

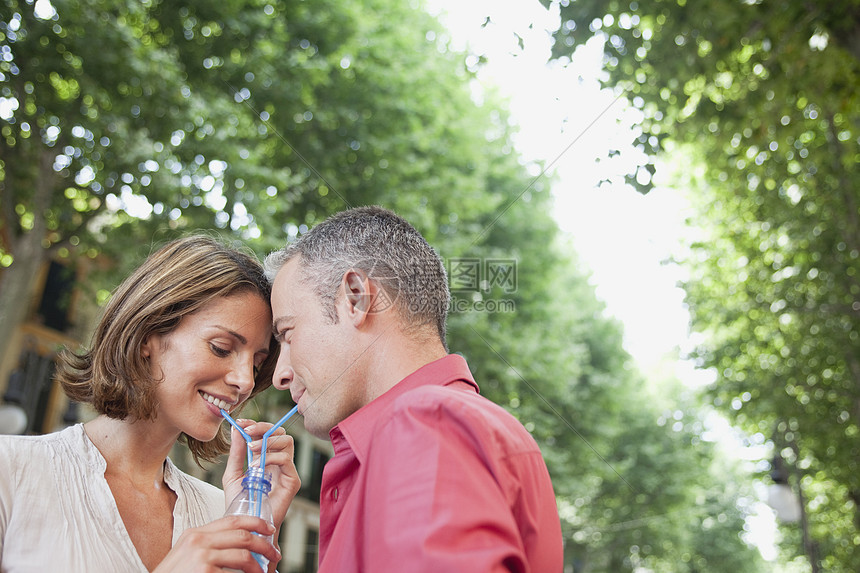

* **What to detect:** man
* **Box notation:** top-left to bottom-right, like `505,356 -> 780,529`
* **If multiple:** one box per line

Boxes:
265,206 -> 563,572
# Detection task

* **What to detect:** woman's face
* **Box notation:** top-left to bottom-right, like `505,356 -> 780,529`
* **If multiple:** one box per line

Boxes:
143,291 -> 273,442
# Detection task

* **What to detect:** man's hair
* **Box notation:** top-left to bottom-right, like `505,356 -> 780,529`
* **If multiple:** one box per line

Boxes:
265,206 -> 450,344
56,234 -> 278,465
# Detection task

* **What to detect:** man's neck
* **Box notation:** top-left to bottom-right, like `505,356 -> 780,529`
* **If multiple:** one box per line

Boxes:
362,330 -> 447,404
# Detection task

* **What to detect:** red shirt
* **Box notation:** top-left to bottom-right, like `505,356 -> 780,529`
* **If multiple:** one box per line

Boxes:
318,354 -> 564,572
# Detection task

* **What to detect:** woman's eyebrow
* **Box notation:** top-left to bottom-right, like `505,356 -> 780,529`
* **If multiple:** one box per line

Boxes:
214,326 -> 271,355
214,325 -> 247,344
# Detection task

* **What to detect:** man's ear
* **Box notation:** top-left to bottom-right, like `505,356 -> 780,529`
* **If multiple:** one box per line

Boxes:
342,268 -> 375,325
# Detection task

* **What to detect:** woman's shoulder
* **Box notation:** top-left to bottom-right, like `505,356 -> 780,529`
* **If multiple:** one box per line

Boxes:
0,424 -> 81,456
0,425 -> 89,495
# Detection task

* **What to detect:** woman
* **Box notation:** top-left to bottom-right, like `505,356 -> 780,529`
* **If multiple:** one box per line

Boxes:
0,235 -> 300,572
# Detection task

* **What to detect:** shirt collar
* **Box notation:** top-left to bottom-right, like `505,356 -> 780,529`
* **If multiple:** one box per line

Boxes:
331,354 -> 478,462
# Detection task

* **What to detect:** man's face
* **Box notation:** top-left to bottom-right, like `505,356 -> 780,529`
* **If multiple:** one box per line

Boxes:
271,258 -> 367,439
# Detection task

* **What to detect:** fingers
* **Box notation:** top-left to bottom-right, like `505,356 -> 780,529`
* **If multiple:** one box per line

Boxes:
228,422 -> 300,529
196,514 -> 275,537
244,424 -> 294,463
217,548 -> 277,573
212,516 -> 282,565
230,420 -> 294,459
224,424 -> 252,479
244,422 -> 288,444
159,516 -> 281,573
224,419 -> 297,499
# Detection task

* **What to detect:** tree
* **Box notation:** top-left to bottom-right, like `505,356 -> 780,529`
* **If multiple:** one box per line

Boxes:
542,0 -> 860,569
445,183 -> 766,570
0,0 -> 282,362
0,0 -> 501,361
2,1 -> 768,569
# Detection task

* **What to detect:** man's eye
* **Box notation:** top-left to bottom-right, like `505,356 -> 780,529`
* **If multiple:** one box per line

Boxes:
210,344 -> 231,357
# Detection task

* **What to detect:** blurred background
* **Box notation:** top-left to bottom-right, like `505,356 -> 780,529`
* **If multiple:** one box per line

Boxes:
1,0 -> 857,571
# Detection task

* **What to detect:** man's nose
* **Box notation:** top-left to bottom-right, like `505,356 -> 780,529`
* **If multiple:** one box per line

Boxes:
272,348 -> 293,391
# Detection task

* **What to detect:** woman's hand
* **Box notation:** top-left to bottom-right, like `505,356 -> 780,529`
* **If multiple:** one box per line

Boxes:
223,420 -> 301,528
153,515 -> 280,573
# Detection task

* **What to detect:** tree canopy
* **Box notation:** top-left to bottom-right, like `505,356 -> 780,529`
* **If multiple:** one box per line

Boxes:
542,0 -> 860,569
2,0 -> 771,570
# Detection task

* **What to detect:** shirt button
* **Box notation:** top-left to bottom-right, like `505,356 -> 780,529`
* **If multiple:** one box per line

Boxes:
333,488 -> 339,501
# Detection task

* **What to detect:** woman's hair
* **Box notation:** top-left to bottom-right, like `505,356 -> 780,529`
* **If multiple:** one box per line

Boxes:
57,234 -> 278,465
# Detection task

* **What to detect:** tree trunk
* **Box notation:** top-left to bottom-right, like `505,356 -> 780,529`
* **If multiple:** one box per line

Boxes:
0,148 -> 54,369
0,232 -> 46,366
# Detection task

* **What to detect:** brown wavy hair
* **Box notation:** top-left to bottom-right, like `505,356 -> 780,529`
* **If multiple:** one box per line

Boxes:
57,234 -> 278,465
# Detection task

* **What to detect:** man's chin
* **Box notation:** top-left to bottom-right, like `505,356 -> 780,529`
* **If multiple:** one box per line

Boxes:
305,418 -> 334,441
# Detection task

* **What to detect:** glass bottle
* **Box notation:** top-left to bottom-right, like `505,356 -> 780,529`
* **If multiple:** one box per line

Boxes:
225,467 -> 275,572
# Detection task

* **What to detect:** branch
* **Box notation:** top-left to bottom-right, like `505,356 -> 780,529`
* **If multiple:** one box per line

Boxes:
824,110 -> 860,252
0,147 -> 15,253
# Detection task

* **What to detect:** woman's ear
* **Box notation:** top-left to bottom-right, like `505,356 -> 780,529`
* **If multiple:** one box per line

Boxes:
140,335 -> 155,359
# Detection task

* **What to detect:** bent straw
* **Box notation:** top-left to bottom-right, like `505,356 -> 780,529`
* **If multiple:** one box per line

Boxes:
221,409 -> 254,468
254,404 -> 300,518
258,405 -> 299,474
222,405 -> 299,518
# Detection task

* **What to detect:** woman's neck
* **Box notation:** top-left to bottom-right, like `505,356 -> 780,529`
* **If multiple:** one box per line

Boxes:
84,415 -> 179,485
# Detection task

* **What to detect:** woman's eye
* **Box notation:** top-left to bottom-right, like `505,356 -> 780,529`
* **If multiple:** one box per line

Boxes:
210,344 -> 231,358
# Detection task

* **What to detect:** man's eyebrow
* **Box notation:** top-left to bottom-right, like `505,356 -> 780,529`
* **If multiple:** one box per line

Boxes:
272,316 -> 296,334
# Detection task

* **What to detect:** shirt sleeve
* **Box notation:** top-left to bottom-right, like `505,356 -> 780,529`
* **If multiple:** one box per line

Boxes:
360,398 -> 529,573
0,436 -> 21,563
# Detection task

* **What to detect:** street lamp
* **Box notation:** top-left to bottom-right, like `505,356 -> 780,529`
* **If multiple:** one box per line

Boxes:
0,403 -> 28,435
766,447 -> 820,573
767,455 -> 801,523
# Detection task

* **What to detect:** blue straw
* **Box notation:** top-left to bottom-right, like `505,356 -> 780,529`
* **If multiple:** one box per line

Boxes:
222,405 -> 299,518
221,409 -> 254,468
253,405 -> 299,518
258,405 -> 299,473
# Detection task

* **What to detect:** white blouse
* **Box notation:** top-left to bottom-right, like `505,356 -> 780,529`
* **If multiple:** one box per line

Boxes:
0,424 -> 224,572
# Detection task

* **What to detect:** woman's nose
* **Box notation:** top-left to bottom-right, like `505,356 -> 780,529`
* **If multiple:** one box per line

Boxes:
226,359 -> 256,396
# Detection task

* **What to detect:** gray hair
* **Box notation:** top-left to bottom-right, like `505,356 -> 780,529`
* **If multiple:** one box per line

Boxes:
265,206 -> 450,344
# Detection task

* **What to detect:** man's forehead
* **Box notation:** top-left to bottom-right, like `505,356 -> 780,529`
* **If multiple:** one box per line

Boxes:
274,257 -> 301,279
271,259 -> 314,314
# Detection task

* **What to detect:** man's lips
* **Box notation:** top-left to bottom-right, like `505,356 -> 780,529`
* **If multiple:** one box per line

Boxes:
290,388 -> 304,409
